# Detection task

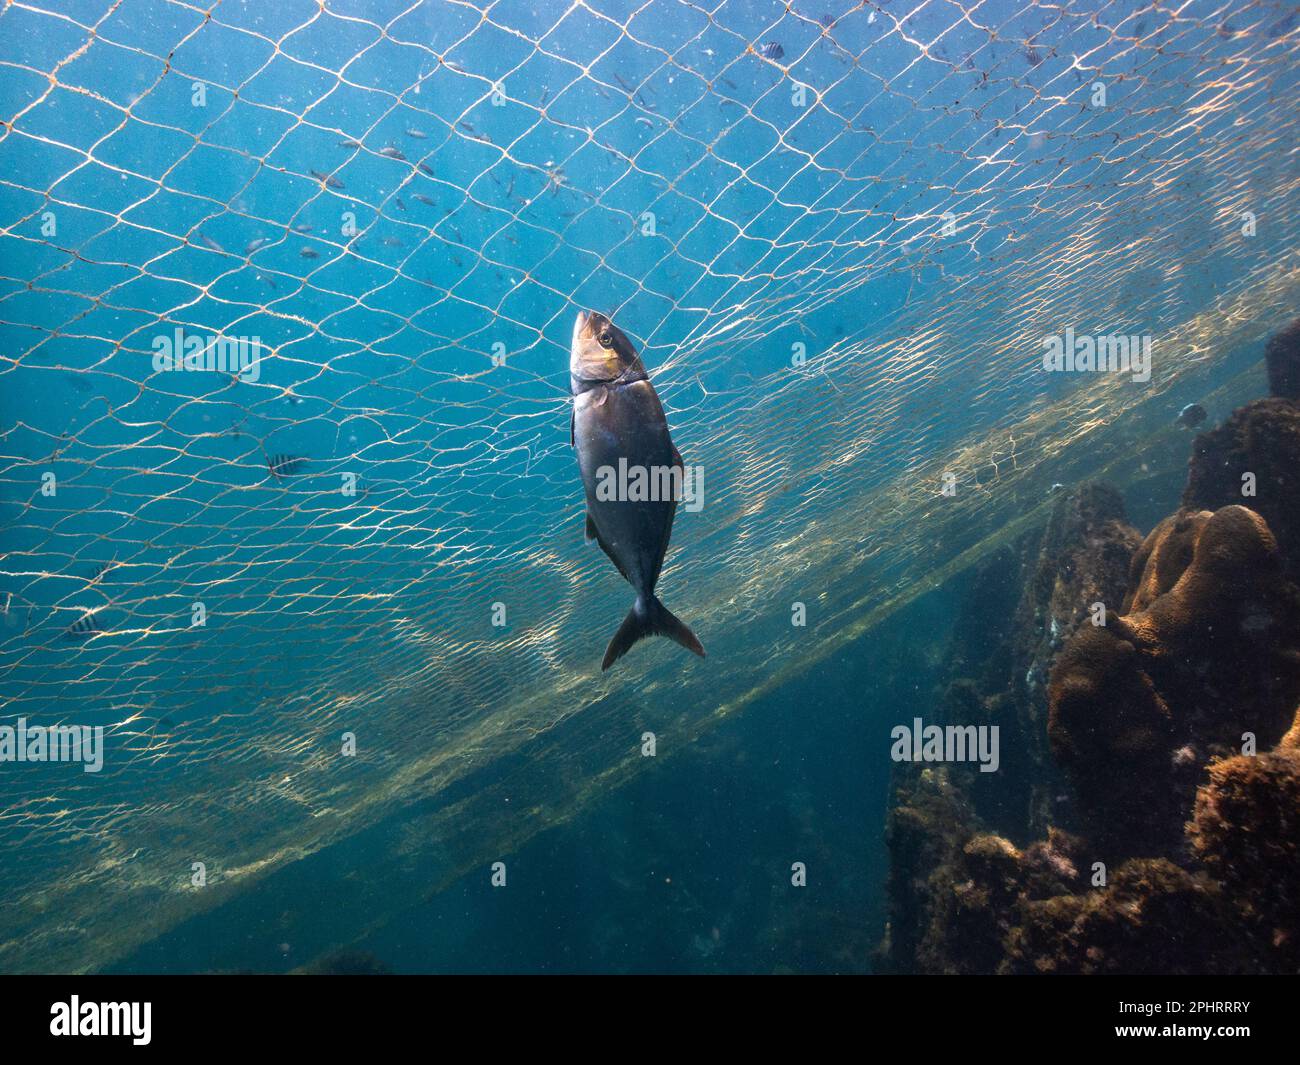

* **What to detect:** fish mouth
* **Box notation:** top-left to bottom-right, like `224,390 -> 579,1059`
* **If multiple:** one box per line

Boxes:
572,310 -> 591,344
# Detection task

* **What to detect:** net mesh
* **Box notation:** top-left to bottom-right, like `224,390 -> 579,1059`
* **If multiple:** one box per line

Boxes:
1,0 -> 1298,971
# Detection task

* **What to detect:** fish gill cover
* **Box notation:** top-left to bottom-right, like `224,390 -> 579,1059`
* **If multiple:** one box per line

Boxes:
0,0 -> 1296,972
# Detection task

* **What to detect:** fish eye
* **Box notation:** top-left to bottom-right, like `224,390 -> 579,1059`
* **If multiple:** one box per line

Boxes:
598,331 -> 614,349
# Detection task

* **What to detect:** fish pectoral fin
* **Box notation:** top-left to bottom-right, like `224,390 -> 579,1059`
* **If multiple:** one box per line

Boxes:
569,407 -> 575,447
584,511 -> 598,542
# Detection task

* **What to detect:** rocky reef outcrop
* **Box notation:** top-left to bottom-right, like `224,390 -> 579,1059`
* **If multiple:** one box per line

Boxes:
1181,322 -> 1300,577
1049,503 -> 1300,856
1188,742 -> 1300,971
881,316 -> 1300,975
929,482 -> 1141,842
1265,315 -> 1300,400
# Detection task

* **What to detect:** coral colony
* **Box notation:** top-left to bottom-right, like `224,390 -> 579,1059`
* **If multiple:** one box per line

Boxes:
880,319 -> 1300,975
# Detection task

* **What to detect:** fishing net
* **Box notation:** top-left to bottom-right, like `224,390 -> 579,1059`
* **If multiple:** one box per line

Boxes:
1,0 -> 1297,972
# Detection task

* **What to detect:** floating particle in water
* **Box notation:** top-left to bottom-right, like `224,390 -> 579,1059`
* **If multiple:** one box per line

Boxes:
266,453 -> 308,480
757,41 -> 785,60
63,612 -> 100,640
1177,403 -> 1207,429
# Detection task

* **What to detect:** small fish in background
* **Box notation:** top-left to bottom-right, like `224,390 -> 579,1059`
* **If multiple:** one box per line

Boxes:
1024,47 -> 1042,67
417,161 -> 435,177
338,138 -> 363,149
405,127 -> 426,139
382,236 -> 404,248
258,273 -> 278,290
299,247 -> 320,259
266,453 -> 308,480
309,169 -> 345,189
199,233 -> 224,253
88,560 -> 117,583
1266,10 -> 1298,37
63,612 -> 100,640
244,237 -> 269,255
394,196 -> 407,212
1177,403 -> 1208,430
818,14 -> 835,29
380,145 -> 407,161
413,193 -> 436,206
293,223 -> 313,234
757,41 -> 785,61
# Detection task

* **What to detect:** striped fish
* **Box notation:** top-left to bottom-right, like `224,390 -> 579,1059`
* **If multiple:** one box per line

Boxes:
63,612 -> 100,640
267,454 -> 308,480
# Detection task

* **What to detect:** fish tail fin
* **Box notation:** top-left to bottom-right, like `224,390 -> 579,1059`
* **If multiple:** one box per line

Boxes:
601,595 -> 706,671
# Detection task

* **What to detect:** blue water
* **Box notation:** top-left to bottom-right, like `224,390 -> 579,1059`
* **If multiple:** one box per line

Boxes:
1,0 -> 1297,973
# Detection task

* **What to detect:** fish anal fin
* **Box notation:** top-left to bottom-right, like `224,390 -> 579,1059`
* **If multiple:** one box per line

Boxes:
588,517 -> 631,582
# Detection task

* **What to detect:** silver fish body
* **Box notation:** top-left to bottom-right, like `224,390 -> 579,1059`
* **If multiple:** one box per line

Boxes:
569,310 -> 704,670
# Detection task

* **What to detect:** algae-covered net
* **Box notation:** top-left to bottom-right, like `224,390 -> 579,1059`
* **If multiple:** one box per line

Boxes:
0,0 -> 1297,972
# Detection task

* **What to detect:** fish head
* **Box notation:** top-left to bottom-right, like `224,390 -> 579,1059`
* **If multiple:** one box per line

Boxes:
570,310 -> 642,387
